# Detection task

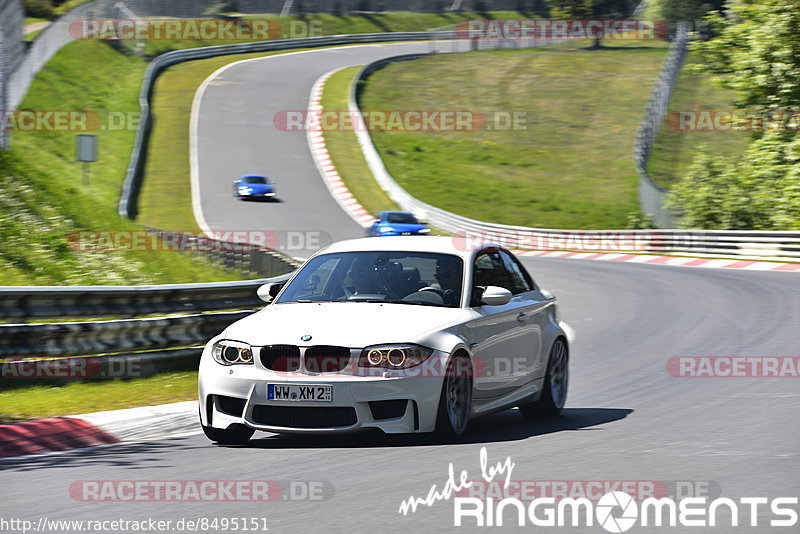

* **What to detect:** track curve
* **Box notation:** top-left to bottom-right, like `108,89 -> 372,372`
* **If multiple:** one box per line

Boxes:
3,259 -> 798,532
3,41 -> 799,534
192,41 -> 466,258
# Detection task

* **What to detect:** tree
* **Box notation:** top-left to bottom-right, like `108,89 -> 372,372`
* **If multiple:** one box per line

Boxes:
692,0 -> 800,110
548,0 -> 636,47
668,131 -> 800,230
548,0 -> 634,18
667,0 -> 800,229
658,0 -> 725,28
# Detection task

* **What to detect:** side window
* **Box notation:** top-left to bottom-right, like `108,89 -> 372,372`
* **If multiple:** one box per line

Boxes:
499,251 -> 534,294
472,252 -> 513,292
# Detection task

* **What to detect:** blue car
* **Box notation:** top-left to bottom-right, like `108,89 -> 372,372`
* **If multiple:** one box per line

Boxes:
233,175 -> 276,200
367,211 -> 431,237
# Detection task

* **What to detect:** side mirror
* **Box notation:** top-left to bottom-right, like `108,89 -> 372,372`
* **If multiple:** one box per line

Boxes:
479,286 -> 513,306
257,282 -> 285,303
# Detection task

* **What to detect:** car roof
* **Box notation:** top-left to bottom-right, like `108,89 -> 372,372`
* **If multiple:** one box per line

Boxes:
240,174 -> 268,179
318,236 -> 506,259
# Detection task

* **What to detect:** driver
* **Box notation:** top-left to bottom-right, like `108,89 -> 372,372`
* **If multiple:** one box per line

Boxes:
402,255 -> 462,306
346,257 -> 382,296
433,255 -> 462,305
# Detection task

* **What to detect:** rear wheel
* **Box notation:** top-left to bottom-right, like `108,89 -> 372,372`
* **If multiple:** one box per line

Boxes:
435,353 -> 472,438
202,424 -> 255,445
519,338 -> 568,418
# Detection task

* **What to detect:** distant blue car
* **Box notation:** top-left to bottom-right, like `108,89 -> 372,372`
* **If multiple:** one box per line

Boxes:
367,211 -> 431,237
233,175 -> 276,200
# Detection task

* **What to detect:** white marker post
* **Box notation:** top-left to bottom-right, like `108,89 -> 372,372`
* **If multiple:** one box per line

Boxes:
76,133 -> 97,186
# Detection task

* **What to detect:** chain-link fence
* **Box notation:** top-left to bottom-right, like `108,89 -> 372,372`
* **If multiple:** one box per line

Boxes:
633,23 -> 689,228
0,0 -> 23,148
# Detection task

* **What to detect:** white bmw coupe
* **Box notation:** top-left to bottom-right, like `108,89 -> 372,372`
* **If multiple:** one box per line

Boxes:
198,236 -> 569,443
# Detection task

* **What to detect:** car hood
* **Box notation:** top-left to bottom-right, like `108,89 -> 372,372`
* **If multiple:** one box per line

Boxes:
242,183 -> 273,192
381,222 -> 427,233
222,302 -> 467,347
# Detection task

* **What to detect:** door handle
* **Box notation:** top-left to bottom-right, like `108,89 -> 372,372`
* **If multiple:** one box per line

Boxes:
517,313 -> 530,324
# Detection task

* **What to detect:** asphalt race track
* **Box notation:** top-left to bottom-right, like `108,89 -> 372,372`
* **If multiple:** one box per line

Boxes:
3,258 -> 799,533
2,42 -> 799,533
194,41 -> 466,259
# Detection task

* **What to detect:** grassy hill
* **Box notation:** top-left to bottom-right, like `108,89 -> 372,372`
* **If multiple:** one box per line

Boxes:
358,42 -> 669,229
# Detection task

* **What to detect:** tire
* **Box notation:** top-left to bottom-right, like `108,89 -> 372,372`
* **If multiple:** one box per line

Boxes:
435,353 -> 473,438
519,338 -> 568,419
202,423 -> 255,445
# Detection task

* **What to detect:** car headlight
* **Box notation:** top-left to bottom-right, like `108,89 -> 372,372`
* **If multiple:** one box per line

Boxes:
211,340 -> 254,365
238,186 -> 252,194
359,344 -> 433,369
380,226 -> 396,233
418,228 -> 431,234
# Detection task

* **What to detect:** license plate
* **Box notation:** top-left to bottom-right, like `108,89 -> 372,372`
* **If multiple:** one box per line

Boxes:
267,384 -> 332,402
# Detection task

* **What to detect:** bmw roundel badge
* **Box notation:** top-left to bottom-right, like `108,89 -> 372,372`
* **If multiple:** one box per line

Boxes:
301,334 -> 312,341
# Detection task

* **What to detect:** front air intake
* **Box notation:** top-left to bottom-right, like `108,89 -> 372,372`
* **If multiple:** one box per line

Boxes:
251,405 -> 357,428
304,345 -> 351,373
261,345 -> 301,371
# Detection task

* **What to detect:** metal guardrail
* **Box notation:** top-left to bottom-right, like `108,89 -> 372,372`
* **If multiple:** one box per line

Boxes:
347,51 -> 800,261
0,272 -> 293,387
0,311 -> 251,358
0,272 -> 291,321
118,30 -> 458,219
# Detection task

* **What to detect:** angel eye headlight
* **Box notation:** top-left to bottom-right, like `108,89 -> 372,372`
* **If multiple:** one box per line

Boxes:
367,349 -> 383,366
387,348 -> 406,367
359,344 -> 432,369
211,340 -> 254,365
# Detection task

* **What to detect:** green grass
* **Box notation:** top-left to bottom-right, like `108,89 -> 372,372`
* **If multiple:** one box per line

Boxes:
318,66 -> 400,217
0,40 -> 241,285
141,50 -> 317,230
0,371 -> 198,423
138,10 -> 537,229
647,53 -> 751,188
141,47 -> 375,230
358,43 -> 670,229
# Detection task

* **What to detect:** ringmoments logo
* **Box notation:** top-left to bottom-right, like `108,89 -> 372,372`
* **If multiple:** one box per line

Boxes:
398,448 -> 799,530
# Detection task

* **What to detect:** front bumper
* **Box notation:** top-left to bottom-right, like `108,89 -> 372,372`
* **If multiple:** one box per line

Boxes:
238,191 -> 276,198
198,350 -> 446,434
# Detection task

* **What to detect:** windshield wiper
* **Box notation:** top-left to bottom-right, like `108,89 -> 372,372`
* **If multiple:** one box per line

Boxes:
350,299 -> 446,307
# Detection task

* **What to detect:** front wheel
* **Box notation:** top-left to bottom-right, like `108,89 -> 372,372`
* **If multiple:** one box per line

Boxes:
519,338 -> 568,418
435,353 -> 473,438
202,424 -> 255,445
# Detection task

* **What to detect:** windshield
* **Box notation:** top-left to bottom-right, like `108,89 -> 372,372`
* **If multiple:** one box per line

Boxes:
386,212 -> 419,224
276,251 -> 463,308
242,176 -> 268,184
